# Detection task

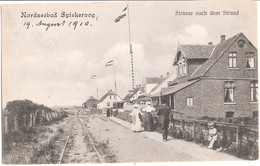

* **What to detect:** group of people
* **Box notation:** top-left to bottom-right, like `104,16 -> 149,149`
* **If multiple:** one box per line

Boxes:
130,103 -> 222,149
130,103 -> 173,142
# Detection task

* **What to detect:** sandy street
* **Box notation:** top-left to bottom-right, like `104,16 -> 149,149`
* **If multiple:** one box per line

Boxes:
81,114 -> 198,162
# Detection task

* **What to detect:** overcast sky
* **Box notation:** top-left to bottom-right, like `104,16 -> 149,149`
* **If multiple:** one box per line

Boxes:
2,0 -> 257,107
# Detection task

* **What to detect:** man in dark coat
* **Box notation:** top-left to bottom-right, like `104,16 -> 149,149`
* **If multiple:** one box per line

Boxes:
156,103 -> 173,142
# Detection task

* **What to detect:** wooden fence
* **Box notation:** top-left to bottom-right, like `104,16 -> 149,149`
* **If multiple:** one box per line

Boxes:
112,110 -> 258,150
172,118 -> 258,146
2,110 -> 66,133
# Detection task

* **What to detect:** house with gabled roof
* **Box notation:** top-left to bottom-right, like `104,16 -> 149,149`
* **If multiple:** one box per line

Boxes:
142,76 -> 165,95
82,96 -> 99,108
122,85 -> 143,102
152,32 -> 258,119
149,72 -> 177,96
97,90 -> 122,109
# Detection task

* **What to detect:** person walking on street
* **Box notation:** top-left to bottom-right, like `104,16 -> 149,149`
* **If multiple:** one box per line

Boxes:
142,103 -> 156,131
130,104 -> 144,132
156,103 -> 173,142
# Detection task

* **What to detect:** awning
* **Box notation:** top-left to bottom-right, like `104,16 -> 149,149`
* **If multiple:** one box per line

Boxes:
151,79 -> 199,97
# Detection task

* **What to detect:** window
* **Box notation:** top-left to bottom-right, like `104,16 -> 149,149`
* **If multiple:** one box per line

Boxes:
109,95 -> 111,99
246,52 -> 256,68
114,95 -> 117,100
251,81 -> 258,102
224,81 -> 234,103
178,60 -> 187,76
228,53 -> 237,68
107,102 -> 110,106
178,62 -> 183,75
183,63 -> 187,74
187,97 -> 193,106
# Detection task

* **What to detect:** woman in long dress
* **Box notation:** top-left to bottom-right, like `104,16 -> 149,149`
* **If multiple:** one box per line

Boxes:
130,104 -> 144,132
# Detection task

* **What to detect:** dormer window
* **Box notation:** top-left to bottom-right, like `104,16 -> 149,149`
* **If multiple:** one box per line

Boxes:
178,58 -> 187,76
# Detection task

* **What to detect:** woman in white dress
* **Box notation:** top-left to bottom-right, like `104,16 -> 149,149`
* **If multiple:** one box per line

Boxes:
130,104 -> 144,132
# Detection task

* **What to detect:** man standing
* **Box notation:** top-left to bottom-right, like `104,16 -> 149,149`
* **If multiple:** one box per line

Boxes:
156,103 -> 173,142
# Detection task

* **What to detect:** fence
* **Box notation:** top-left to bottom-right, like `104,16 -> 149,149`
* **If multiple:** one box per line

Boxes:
2,110 -> 67,133
111,109 -> 258,159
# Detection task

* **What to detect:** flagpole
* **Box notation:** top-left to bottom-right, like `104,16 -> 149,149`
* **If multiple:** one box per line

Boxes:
96,78 -> 98,100
113,59 -> 118,109
127,4 -> 135,91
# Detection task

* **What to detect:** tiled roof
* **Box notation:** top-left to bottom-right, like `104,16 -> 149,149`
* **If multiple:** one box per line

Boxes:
151,79 -> 200,97
180,45 -> 215,59
146,77 -> 165,84
123,92 -> 134,101
190,33 -> 242,79
123,86 -> 143,101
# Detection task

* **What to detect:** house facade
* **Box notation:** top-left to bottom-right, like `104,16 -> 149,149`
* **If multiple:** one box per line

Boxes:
97,90 -> 122,109
152,33 -> 258,119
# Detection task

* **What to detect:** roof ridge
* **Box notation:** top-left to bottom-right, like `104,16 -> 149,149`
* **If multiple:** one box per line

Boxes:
200,32 -> 242,77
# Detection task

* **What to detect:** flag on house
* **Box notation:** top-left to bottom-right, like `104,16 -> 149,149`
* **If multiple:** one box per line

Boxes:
91,75 -> 96,79
105,60 -> 113,67
115,6 -> 127,23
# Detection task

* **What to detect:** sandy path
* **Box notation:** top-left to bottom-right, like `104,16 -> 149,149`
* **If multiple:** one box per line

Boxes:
82,114 -> 197,162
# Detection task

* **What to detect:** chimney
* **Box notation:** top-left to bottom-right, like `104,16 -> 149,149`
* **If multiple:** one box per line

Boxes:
167,72 -> 169,76
208,42 -> 213,45
220,35 -> 226,43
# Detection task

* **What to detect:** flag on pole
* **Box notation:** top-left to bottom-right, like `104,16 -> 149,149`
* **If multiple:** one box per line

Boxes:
115,6 -> 127,23
105,60 -> 113,67
91,75 -> 96,79
122,6 -> 127,12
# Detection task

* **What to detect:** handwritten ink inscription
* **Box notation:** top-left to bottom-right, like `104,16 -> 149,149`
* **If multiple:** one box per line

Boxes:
21,12 -> 99,31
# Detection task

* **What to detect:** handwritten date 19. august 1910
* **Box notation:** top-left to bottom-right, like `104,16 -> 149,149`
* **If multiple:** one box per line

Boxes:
23,20 -> 93,31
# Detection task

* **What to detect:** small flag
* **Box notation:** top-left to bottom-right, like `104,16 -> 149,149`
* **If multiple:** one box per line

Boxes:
122,6 -> 127,12
91,75 -> 96,79
115,13 -> 126,23
105,60 -> 113,66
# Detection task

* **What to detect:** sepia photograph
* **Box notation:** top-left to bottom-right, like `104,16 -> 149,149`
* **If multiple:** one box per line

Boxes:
1,0 -> 259,164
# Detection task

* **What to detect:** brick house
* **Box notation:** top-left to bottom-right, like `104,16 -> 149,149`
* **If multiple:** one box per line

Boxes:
151,32 -> 258,119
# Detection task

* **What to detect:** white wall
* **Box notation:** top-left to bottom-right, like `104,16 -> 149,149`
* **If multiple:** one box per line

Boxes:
97,95 -> 122,109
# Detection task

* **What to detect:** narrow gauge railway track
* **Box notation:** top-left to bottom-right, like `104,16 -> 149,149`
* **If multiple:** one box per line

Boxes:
58,116 -> 103,164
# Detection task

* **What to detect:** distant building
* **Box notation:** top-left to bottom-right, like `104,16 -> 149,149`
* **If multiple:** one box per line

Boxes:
142,76 -> 165,95
149,72 -> 177,96
97,90 -> 122,109
82,96 -> 99,108
152,33 -> 258,119
122,85 -> 143,102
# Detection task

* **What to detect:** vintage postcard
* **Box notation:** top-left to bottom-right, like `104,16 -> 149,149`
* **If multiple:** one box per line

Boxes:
1,0 -> 258,164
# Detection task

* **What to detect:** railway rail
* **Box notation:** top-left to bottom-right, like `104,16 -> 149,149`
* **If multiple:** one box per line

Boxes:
58,116 -> 103,164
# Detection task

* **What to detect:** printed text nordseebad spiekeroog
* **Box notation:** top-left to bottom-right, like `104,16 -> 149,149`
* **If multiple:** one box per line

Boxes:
21,12 -> 96,19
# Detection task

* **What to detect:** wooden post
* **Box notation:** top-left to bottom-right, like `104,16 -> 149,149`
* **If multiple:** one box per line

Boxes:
236,126 -> 242,146
14,115 -> 18,131
192,122 -> 196,138
4,116 -> 8,133
29,113 -> 33,127
33,112 -> 38,126
23,115 -> 27,127
181,120 -> 185,132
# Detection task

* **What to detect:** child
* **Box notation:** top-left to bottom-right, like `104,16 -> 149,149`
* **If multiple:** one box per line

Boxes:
208,122 -> 218,149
